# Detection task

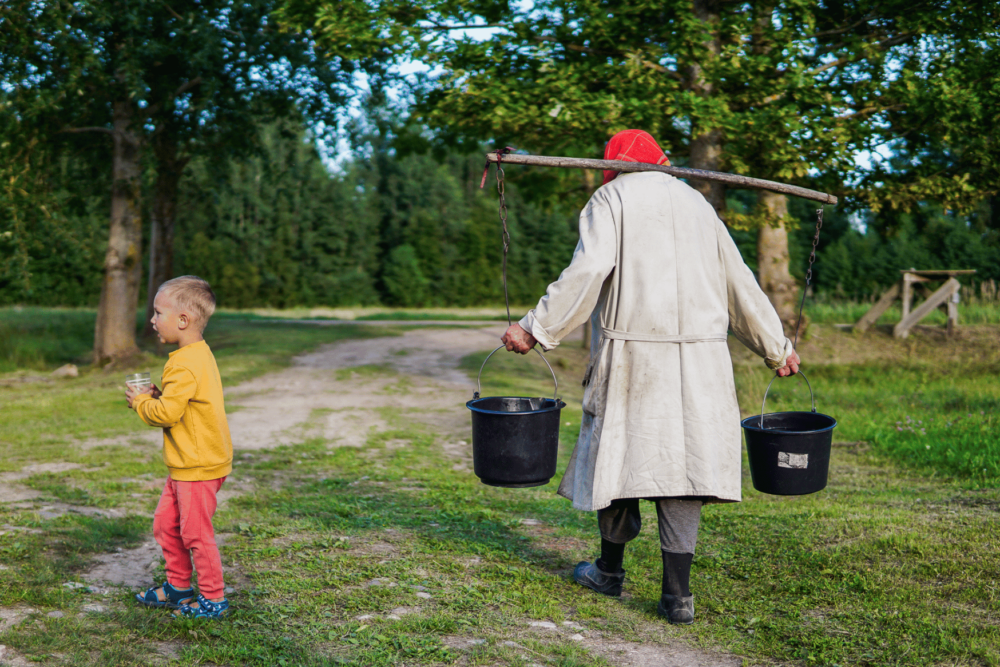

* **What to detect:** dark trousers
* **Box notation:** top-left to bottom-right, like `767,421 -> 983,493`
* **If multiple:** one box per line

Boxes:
597,498 -> 702,553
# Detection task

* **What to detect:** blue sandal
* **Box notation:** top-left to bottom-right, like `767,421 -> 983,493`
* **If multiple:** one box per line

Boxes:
135,582 -> 195,609
174,594 -> 229,619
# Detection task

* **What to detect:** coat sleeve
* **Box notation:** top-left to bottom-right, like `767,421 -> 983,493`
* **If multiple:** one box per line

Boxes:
717,218 -> 794,369
519,191 -> 618,351
132,364 -> 197,428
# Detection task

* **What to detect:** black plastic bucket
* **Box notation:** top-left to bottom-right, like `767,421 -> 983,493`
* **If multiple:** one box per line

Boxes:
466,346 -> 566,488
740,371 -> 837,496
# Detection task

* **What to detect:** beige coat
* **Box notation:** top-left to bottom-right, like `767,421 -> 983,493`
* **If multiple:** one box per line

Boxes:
519,172 -> 792,511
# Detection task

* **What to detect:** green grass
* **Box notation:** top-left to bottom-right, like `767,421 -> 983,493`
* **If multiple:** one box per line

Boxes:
0,307 -> 98,372
791,363 -> 1000,482
730,360 -> 1000,485
0,307 -> 399,376
1,308 -> 998,666
805,299 -> 1000,325
0,307 -> 399,498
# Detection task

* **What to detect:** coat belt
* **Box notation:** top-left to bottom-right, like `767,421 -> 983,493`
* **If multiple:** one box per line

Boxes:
601,328 -> 728,343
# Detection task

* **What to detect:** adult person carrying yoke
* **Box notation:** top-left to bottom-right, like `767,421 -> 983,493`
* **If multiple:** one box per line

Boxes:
501,129 -> 800,624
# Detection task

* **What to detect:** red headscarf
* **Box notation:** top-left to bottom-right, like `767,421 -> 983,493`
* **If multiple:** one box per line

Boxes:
602,130 -> 670,185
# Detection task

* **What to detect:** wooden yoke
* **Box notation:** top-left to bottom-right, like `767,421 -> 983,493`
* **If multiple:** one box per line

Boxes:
484,153 -> 838,205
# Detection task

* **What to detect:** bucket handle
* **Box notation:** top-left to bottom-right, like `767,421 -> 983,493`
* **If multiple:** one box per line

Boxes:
473,345 -> 559,401
759,370 -> 815,429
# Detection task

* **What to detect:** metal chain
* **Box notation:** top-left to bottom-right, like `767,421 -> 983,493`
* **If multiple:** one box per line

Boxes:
792,207 -> 825,350
493,148 -> 513,327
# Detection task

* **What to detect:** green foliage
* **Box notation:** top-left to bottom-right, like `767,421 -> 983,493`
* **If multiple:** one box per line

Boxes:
816,209 -> 1000,299
418,1 -> 838,172
172,114 -> 580,309
0,308 -> 99,372
382,245 -> 429,306
0,0 -> 357,165
0,112 -> 109,307
175,123 -> 380,308
0,111 -> 581,309
758,359 -> 1000,485
852,10 -> 1000,214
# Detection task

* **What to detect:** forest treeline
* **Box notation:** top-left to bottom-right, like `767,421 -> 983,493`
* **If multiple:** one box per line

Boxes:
3,117 -> 998,310
3,0 -> 1000,366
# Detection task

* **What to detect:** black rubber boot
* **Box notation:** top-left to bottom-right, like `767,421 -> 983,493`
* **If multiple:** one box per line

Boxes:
661,551 -> 693,597
659,551 -> 694,624
573,560 -> 625,597
598,538 -> 625,574
657,593 -> 695,625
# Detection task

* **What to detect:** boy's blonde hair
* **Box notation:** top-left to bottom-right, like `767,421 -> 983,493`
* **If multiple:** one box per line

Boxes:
157,276 -> 216,330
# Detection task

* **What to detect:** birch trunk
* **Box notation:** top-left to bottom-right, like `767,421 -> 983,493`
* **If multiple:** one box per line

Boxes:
756,191 -> 800,336
143,136 -> 182,338
93,100 -> 143,364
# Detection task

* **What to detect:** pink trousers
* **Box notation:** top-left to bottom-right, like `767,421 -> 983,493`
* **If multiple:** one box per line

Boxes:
153,476 -> 226,599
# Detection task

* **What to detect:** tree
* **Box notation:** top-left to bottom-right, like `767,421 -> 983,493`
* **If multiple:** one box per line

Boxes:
409,0 -> 900,331
288,0 -> 996,332
176,121 -> 383,308
343,92 -> 582,308
1,0 -> 367,362
848,6 -> 1000,219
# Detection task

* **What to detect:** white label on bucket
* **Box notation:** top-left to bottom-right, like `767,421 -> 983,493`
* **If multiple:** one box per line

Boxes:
778,452 -> 809,469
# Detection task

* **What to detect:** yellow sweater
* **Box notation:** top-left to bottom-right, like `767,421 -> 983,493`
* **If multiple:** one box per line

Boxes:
133,340 -> 233,481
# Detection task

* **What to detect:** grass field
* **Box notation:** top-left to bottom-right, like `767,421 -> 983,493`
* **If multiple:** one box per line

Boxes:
803,300 -> 1000,326
237,299 -> 1000,327
0,307 -> 998,666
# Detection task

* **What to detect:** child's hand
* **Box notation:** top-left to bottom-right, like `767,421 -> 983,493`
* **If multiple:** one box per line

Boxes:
125,384 -> 154,409
150,384 -> 162,399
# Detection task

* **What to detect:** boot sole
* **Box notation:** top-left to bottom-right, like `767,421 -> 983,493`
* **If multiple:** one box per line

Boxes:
576,578 -> 622,597
656,600 -> 694,625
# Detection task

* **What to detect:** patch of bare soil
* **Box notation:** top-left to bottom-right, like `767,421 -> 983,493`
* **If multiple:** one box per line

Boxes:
151,641 -> 184,662
580,637 -> 741,667
76,431 -> 161,452
34,503 -> 124,521
223,326 -> 515,451
0,606 -> 36,633
0,643 -> 33,667
441,625 -> 739,667
0,483 -> 42,503
0,371 -> 53,387
81,539 -> 161,588
0,609 -> 39,666
1,462 -> 85,479
0,463 -> 87,506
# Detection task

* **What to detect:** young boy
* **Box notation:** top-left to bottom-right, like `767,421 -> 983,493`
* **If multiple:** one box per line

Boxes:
126,275 -> 232,619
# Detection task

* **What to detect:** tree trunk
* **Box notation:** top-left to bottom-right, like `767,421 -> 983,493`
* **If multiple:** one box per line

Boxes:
686,0 -> 726,216
143,135 -> 183,338
94,100 -> 143,365
744,2 -> 803,338
756,191 -> 801,337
